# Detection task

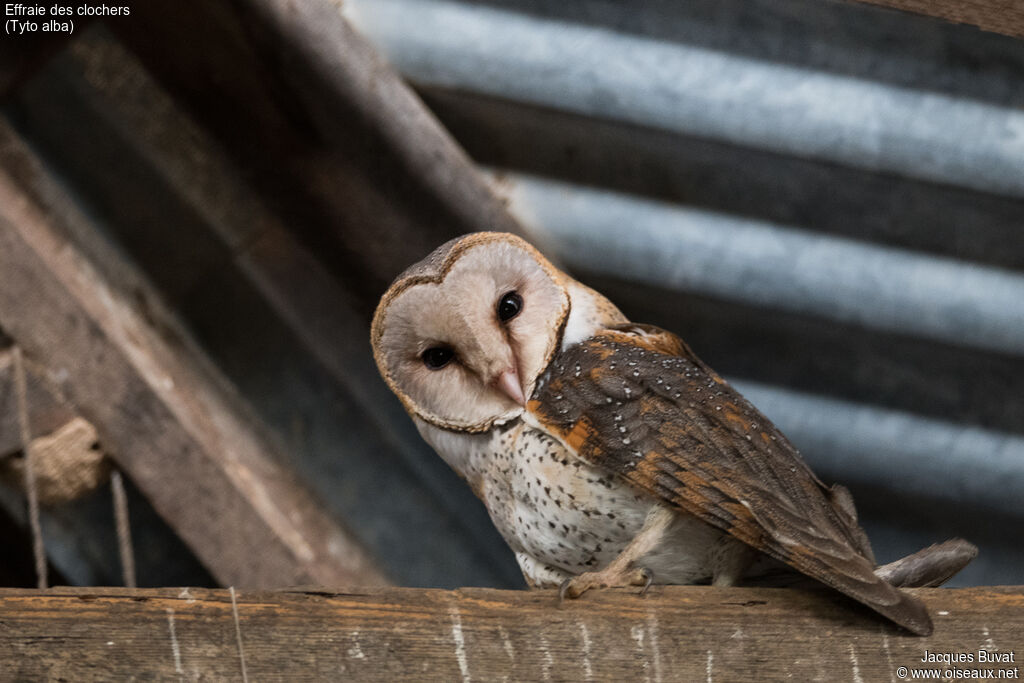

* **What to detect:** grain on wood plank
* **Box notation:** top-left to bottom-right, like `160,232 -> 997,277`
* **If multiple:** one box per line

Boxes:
848,0 -> 1024,40
0,120 -> 388,589
0,586 -> 1020,681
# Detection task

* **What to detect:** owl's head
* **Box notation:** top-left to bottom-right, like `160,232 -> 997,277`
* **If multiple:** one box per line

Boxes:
371,232 -> 570,432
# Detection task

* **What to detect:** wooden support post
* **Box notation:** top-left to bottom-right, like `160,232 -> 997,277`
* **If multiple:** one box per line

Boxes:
1,585 -> 1021,680
0,121 -> 388,589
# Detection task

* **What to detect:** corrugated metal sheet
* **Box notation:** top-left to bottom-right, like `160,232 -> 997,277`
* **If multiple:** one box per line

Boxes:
344,0 -> 1024,584
345,0 -> 1024,197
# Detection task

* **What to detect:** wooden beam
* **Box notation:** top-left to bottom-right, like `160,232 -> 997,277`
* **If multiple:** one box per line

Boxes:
58,33 -> 442,452
0,121 -> 388,589
25,30 -> 520,586
108,0 -> 536,313
848,0 -> 1024,40
1,585 -> 1021,680
237,0 -> 526,238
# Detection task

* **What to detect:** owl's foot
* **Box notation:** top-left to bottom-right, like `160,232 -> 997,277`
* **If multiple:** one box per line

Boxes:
559,566 -> 653,601
559,505 -> 671,602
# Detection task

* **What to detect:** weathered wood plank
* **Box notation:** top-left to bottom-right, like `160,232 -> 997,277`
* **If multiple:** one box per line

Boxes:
0,586 -> 1020,681
848,0 -> 1024,40
0,121 -> 387,589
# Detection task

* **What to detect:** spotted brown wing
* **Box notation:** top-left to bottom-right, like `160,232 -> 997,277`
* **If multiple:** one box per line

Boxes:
526,324 -> 932,635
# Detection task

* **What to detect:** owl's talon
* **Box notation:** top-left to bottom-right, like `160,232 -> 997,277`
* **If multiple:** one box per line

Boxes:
558,577 -> 579,602
638,567 -> 654,595
558,565 -> 653,603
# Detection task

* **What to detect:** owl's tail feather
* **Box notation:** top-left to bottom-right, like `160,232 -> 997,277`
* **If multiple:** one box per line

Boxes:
875,539 -> 978,588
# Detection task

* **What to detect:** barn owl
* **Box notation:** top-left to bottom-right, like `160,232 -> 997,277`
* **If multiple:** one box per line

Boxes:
371,232 -> 976,635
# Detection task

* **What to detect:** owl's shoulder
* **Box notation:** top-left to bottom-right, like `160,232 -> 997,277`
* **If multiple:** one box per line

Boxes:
559,277 -> 629,350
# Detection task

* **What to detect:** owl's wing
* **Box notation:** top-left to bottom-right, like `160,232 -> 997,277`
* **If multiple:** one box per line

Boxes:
526,324 -> 932,635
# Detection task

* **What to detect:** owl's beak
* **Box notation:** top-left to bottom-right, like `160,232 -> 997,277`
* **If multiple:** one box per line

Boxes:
492,367 -> 527,406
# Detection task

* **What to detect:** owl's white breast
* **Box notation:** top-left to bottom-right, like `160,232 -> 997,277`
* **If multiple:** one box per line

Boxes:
417,415 -> 711,580
430,417 -> 652,572
418,417 -> 634,537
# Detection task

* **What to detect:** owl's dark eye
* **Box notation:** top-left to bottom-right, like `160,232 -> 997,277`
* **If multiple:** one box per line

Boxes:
497,291 -> 523,323
421,346 -> 454,370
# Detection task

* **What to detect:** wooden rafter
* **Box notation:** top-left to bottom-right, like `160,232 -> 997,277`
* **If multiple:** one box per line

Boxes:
108,0 -> 536,314
0,120 -> 388,589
